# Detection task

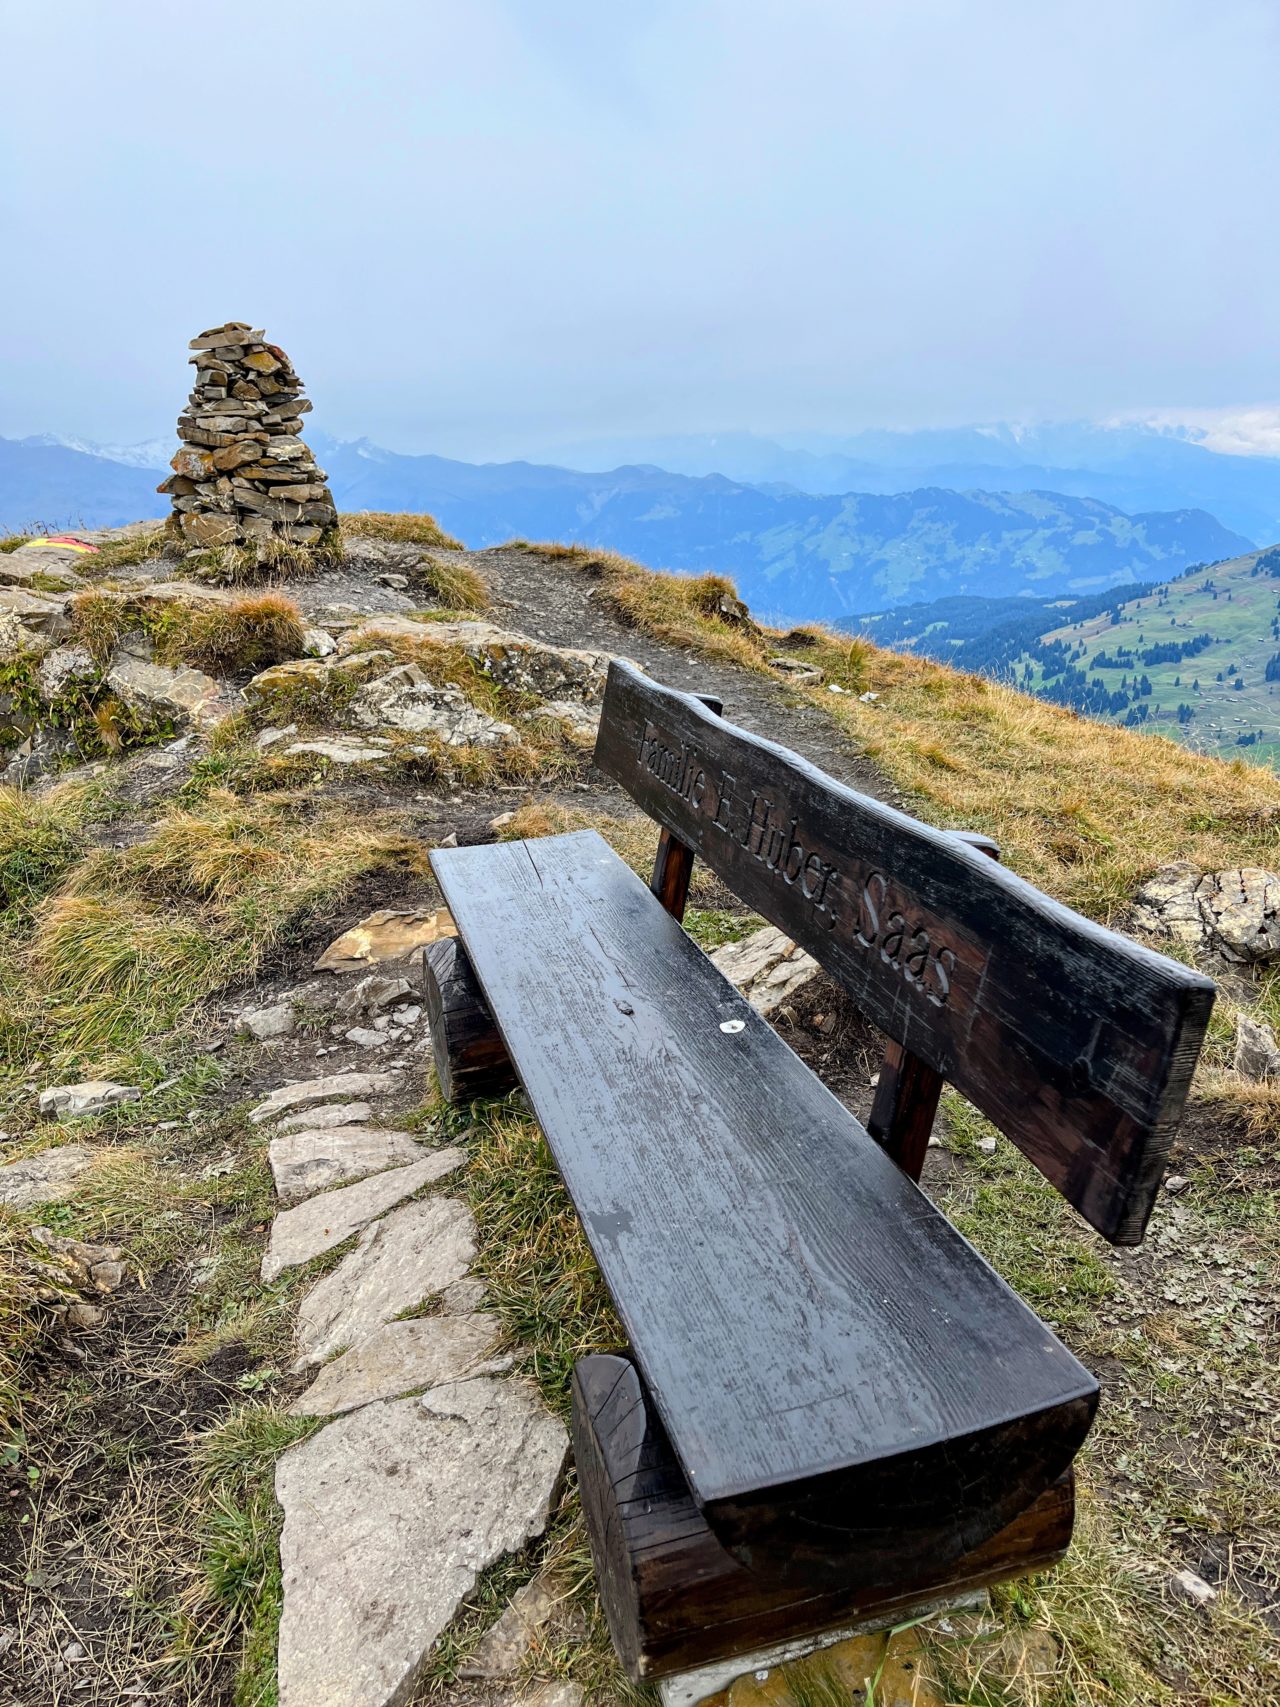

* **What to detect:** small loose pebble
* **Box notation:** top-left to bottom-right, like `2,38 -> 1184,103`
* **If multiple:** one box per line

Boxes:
1172,1567 -> 1216,1605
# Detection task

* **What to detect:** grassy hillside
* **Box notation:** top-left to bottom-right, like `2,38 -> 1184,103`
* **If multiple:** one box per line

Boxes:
1027,545 -> 1280,763
856,545 -> 1280,769
546,543 -> 1280,916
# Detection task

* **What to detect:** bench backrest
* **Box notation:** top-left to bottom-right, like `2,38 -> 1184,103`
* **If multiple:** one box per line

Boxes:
593,660 -> 1215,1246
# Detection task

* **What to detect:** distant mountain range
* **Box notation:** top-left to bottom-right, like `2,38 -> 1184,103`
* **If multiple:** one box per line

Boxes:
549,421 -> 1280,544
0,426 -> 1258,619
0,438 -> 168,533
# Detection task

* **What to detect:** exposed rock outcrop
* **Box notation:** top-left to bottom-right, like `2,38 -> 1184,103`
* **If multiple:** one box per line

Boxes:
1234,1013 -> 1280,1081
339,617 -> 612,704
348,662 -> 518,747
710,925 -> 823,1018
1134,862 -> 1280,965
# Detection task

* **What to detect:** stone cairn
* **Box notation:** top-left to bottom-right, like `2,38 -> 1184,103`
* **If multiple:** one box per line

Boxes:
157,321 -> 338,549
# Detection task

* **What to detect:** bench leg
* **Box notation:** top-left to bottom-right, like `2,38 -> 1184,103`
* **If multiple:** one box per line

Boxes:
423,937 -> 519,1104
572,1352 -> 1076,1684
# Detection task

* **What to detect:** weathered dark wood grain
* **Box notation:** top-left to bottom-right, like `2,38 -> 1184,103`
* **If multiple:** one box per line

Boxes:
649,829 -> 697,921
432,831 -> 1097,1582
423,937 -> 517,1103
866,1040 -> 944,1182
650,696 -> 720,921
592,660 -> 1215,1244
573,1354 -> 1076,1680
868,836 -> 1001,1179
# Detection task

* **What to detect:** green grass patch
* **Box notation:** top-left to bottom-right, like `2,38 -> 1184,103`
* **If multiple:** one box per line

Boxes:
0,779 -> 105,915
683,905 -> 757,950
187,1404 -> 321,1707
463,1102 -> 621,1415
0,789 -> 426,1078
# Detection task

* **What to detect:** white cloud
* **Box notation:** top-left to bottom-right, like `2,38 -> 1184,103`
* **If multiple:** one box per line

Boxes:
1113,406 -> 1280,459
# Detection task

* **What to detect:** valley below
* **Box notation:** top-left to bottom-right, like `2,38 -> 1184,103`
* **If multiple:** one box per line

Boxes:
859,545 -> 1280,767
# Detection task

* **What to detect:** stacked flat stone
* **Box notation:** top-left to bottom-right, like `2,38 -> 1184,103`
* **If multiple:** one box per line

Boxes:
157,322 -> 337,549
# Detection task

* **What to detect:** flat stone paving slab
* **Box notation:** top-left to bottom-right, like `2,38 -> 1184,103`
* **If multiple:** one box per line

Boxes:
274,1100 -> 374,1133
269,1123 -> 425,1204
250,1072 -> 397,1124
262,1148 -> 465,1282
276,1378 -> 568,1707
291,1313 -> 501,1416
293,1195 -> 477,1370
0,1143 -> 99,1209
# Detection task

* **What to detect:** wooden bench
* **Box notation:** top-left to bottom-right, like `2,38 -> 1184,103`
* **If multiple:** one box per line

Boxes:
426,659 -> 1214,1683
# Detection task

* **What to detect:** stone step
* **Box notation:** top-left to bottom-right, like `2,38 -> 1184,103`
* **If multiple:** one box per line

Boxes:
262,1148 -> 465,1282
292,1195 -> 477,1370
268,1123 -> 425,1204
276,1379 -> 568,1707
249,1071 -> 397,1124
291,1313 -> 502,1417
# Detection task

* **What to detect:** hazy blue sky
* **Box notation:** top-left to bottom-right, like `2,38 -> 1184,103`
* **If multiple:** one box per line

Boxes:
2,0 -> 1278,460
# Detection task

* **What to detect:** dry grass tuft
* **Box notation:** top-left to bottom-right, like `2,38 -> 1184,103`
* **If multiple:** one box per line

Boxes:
183,529 -> 342,586
341,510 -> 465,551
0,790 -> 425,1071
72,588 -> 307,676
68,588 -> 129,665
507,542 -> 771,669
504,540 -> 596,562
408,553 -> 489,612
178,592 -> 307,676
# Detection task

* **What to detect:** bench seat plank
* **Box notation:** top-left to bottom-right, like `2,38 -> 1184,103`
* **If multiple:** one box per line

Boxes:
432,830 -> 1098,1581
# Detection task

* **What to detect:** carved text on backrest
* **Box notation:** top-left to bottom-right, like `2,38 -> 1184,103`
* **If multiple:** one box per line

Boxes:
639,721 -> 958,1008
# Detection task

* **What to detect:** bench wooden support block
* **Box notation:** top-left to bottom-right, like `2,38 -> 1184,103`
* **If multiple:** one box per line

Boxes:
573,1354 -> 1076,1682
423,936 -> 518,1103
